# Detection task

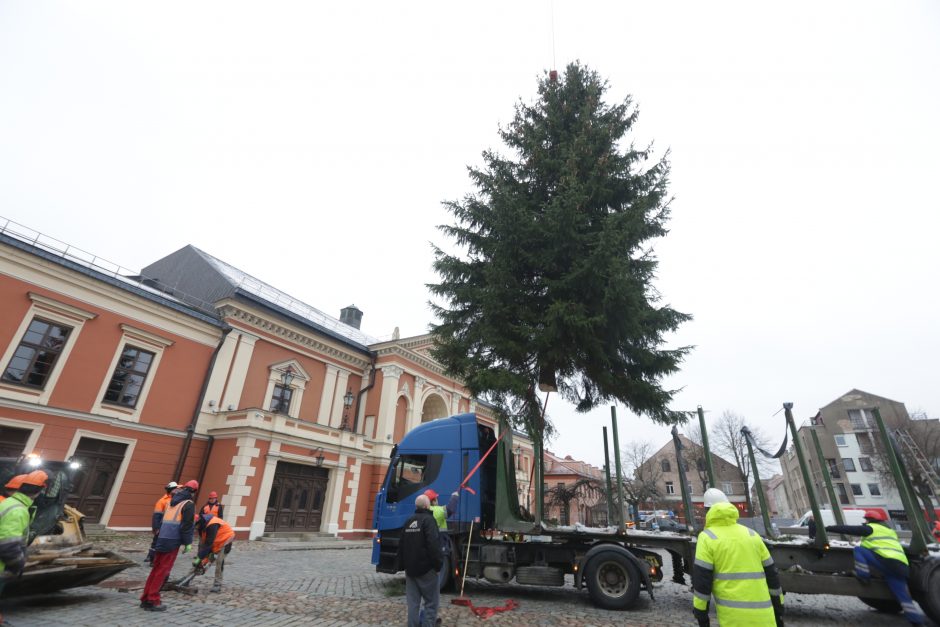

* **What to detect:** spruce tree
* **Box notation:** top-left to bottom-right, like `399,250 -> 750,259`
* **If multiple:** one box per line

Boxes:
429,62 -> 690,437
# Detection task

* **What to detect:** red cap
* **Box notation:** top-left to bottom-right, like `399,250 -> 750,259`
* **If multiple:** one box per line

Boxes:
184,479 -> 200,491
23,470 -> 49,487
423,489 -> 439,501
5,474 -> 28,490
864,509 -> 888,522
208,491 -> 218,499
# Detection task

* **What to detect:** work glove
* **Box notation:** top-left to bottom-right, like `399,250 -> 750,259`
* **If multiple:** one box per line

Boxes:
192,557 -> 202,567
693,607 -> 710,627
182,544 -> 192,554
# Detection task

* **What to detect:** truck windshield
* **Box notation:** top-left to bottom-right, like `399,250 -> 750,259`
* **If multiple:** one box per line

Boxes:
386,453 -> 443,503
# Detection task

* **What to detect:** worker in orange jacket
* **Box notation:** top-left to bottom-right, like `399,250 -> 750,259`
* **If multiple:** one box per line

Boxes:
194,512 -> 234,593
200,491 -> 223,518
146,481 -> 179,565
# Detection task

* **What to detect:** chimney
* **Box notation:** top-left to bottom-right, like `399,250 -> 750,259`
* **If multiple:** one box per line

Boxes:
340,304 -> 363,329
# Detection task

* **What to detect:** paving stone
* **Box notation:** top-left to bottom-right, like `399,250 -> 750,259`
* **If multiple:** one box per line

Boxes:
1,535 -> 929,626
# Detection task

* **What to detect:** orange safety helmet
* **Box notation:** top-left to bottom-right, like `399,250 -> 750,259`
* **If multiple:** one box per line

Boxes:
184,479 -> 199,491
423,489 -> 439,501
208,491 -> 218,499
22,470 -> 49,487
4,474 -> 28,490
863,508 -> 888,522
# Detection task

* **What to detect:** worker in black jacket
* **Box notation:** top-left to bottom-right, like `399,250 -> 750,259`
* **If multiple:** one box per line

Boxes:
826,509 -> 925,625
396,494 -> 443,627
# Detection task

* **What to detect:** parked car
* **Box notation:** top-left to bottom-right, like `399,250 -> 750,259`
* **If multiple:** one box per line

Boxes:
645,516 -> 688,532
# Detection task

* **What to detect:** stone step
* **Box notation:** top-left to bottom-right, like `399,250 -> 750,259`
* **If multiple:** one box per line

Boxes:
258,531 -> 336,543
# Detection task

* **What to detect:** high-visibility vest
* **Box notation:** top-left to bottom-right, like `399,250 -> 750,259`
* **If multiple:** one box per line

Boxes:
861,522 -> 908,565
201,516 -> 234,554
157,499 -> 191,543
202,503 -> 221,517
693,504 -> 777,626
429,505 -> 447,530
154,494 -> 171,515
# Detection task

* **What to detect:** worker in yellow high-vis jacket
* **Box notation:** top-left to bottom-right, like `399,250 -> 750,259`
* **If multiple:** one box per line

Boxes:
692,488 -> 784,626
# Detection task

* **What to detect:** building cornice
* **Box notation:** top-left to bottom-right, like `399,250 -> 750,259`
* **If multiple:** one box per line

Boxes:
0,397 -> 208,440
374,343 -> 447,377
218,303 -> 371,370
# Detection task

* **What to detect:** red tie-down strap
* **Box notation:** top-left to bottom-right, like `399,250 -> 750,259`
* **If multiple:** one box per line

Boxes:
458,428 -> 509,496
468,599 -> 519,619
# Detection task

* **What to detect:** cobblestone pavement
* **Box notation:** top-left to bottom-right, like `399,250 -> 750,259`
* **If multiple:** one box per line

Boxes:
2,534 -> 930,626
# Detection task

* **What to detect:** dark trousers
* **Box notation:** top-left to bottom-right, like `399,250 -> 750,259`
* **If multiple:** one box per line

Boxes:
853,546 -> 925,624
406,569 -> 439,627
140,549 -> 178,606
146,531 -> 158,562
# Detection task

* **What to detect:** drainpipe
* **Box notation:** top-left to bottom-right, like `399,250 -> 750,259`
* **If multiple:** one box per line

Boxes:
351,351 -> 378,433
174,325 -> 232,481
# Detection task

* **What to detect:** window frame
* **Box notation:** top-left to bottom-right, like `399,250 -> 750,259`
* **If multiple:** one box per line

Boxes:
661,459 -> 671,472
850,483 -> 863,496
834,435 -> 847,447
92,324 -> 172,422
1,317 -> 73,390
0,293 -> 96,405
859,457 -> 874,472
269,383 -> 294,415
101,344 -> 156,409
867,483 -> 882,497
262,360 -> 309,420
665,481 -> 675,495
841,457 -> 856,473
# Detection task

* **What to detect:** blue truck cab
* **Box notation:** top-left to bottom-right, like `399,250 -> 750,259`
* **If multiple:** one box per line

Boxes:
372,413 -> 496,574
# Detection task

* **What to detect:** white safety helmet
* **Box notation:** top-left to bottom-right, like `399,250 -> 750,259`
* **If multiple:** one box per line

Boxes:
703,488 -> 729,508
165,481 -> 179,490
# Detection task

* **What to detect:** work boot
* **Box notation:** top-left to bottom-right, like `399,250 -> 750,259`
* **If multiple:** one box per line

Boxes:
210,583 -> 222,593
143,604 -> 167,612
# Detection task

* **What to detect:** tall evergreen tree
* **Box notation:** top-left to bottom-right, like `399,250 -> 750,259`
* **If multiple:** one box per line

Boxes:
429,62 -> 690,437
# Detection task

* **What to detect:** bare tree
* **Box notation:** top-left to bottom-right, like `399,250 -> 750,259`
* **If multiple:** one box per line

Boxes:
710,411 -> 775,516
684,423 -> 711,492
545,478 -> 602,526
620,441 -> 664,519
869,412 -> 940,521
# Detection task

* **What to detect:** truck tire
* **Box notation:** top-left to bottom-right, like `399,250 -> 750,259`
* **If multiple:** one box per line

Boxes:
915,560 -> 940,624
437,552 -> 452,591
857,597 -> 901,613
584,550 -> 641,610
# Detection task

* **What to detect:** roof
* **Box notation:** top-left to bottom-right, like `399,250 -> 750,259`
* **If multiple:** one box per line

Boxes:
0,225 -> 222,328
141,245 -> 378,351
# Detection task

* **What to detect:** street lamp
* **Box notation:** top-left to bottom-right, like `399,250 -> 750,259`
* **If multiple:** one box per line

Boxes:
340,388 -> 354,431
311,447 -> 324,467
280,366 -> 296,387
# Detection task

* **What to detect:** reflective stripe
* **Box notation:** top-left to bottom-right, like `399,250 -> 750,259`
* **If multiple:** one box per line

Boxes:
702,529 -> 717,540
694,558 -> 714,570
855,563 -> 870,572
761,557 -> 774,567
747,528 -> 756,536
714,597 -> 773,609
874,546 -> 906,554
865,536 -> 896,541
694,590 -> 710,601
714,571 -> 765,580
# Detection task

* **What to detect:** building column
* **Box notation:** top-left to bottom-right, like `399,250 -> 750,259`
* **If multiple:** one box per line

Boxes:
250,441 -> 281,540
221,332 -> 258,411
317,364 -> 339,425
409,377 -> 426,430
224,436 -> 260,529
325,454 -> 348,536
375,365 -> 403,443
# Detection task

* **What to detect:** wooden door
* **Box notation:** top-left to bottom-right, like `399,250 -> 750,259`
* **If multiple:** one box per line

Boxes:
66,438 -> 127,523
265,462 -> 328,532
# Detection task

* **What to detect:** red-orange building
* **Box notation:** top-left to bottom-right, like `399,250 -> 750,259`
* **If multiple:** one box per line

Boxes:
0,226 -> 224,528
0,222 -> 543,539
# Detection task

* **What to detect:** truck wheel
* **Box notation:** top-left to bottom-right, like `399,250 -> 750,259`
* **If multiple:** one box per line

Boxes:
916,560 -> 940,624
584,550 -> 641,610
857,597 -> 900,613
438,552 -> 452,591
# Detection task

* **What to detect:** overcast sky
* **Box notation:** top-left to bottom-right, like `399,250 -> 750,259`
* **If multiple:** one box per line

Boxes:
1,1 -> 937,470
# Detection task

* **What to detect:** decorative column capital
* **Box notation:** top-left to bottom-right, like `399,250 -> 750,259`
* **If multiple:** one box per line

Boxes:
381,365 -> 404,379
